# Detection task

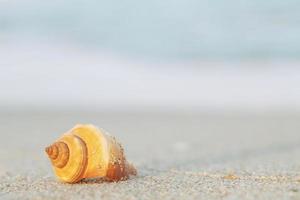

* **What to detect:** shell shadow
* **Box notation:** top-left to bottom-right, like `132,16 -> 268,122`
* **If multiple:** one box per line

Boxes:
76,166 -> 163,184
78,177 -> 107,184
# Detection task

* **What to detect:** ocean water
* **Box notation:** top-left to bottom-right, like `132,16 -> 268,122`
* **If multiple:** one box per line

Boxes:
1,0 -> 300,60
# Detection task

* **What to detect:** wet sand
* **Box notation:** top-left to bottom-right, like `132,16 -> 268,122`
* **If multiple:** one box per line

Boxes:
1,110 -> 300,199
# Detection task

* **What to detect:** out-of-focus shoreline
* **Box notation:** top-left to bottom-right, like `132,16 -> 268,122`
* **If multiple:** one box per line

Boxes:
1,39 -> 300,112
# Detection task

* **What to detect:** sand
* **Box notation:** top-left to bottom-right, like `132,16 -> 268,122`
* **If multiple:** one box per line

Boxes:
1,110 -> 300,200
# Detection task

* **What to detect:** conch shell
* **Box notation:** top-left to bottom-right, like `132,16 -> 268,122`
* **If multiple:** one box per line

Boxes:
45,124 -> 137,183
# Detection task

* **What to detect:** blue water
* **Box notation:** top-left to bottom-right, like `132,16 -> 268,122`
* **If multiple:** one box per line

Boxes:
1,0 -> 300,59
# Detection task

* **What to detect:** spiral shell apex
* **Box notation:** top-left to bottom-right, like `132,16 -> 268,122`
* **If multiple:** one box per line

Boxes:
45,124 -> 137,183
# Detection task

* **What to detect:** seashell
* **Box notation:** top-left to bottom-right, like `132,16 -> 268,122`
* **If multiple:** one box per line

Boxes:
45,124 -> 137,183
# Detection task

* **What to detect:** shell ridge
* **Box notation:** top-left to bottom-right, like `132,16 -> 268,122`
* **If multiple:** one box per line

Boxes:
71,135 -> 88,182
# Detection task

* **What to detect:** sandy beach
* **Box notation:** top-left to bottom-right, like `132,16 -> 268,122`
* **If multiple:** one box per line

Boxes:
1,110 -> 300,199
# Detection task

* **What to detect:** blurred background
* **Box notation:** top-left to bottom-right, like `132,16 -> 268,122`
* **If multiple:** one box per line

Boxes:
1,0 -> 300,112
2,2 -> 300,197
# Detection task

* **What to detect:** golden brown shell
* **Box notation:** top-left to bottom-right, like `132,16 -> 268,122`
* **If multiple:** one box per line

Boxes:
45,124 -> 137,183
